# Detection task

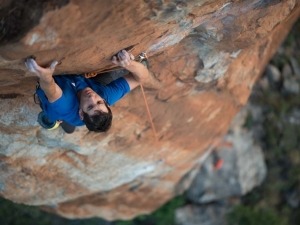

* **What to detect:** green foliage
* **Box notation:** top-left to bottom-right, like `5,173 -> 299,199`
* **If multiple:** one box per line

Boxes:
151,196 -> 185,225
115,196 -> 185,225
0,197 -> 107,225
227,206 -> 287,225
244,113 -> 254,129
0,197 -> 52,225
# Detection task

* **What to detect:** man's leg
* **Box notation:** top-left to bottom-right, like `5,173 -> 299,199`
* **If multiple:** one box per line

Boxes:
37,111 -> 60,130
60,121 -> 76,134
37,109 -> 75,133
38,113 -> 75,133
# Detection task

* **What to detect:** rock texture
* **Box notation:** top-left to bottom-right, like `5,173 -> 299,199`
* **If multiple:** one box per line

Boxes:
175,27 -> 300,224
175,105 -> 267,225
0,0 -> 299,221
176,202 -> 231,225
186,107 -> 267,204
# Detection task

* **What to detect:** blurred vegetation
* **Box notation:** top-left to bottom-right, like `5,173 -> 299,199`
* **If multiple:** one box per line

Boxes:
228,20 -> 300,225
227,206 -> 287,225
0,194 -> 185,225
0,198 -> 52,225
115,196 -> 185,225
0,197 -> 110,225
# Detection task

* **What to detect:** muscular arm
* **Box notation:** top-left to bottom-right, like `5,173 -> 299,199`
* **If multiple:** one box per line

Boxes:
25,58 -> 62,102
112,50 -> 161,90
125,61 -> 161,89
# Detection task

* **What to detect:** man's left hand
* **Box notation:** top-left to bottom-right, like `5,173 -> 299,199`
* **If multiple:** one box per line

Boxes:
25,57 -> 58,79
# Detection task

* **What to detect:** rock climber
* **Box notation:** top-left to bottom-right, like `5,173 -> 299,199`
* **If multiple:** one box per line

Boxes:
25,49 -> 160,133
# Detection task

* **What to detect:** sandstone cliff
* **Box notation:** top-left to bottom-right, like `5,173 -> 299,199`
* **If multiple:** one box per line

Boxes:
0,0 -> 299,220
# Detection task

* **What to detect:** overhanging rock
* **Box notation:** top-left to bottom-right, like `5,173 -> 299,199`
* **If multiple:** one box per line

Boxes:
0,0 -> 299,220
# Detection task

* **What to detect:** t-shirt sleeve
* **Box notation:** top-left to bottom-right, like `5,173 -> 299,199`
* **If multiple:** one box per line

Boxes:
102,77 -> 130,105
37,87 -> 78,122
48,93 -> 74,113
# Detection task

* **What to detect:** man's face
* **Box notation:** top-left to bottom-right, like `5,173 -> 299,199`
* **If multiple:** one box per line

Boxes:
79,87 -> 109,119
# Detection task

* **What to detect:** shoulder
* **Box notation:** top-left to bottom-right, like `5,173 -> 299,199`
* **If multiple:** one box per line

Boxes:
100,77 -> 131,105
123,74 -> 139,90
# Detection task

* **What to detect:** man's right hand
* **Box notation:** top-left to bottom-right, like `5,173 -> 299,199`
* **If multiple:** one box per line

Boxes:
25,57 -> 58,79
112,50 -> 161,90
25,57 -> 62,103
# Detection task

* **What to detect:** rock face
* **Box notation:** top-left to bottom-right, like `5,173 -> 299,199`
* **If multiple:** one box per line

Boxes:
186,107 -> 267,204
175,106 -> 267,225
175,202 -> 231,225
0,0 -> 299,221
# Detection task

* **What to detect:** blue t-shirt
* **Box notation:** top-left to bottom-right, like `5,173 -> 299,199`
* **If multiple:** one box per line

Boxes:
36,75 -> 130,126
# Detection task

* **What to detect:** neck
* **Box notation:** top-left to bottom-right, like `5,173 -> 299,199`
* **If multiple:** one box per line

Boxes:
77,90 -> 83,101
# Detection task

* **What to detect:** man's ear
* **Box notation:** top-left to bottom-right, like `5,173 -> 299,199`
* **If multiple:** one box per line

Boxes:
79,109 -> 84,120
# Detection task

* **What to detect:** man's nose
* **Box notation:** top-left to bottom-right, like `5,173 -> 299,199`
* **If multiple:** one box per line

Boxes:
90,97 -> 97,104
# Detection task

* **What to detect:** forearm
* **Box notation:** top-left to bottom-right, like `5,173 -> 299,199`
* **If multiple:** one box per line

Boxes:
39,75 -> 55,95
39,75 -> 62,103
126,61 -> 161,89
111,50 -> 161,89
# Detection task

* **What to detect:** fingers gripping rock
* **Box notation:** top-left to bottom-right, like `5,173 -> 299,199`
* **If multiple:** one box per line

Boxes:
50,60 -> 58,71
130,53 -> 135,60
25,58 -> 34,73
114,50 -> 132,67
25,57 -> 39,74
24,57 -> 58,78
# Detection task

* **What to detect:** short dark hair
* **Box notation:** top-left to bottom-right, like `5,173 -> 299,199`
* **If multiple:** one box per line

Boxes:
82,103 -> 112,132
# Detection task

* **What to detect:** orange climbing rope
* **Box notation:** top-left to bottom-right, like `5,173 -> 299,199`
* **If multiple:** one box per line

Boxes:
140,84 -> 158,141
137,52 -> 158,141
